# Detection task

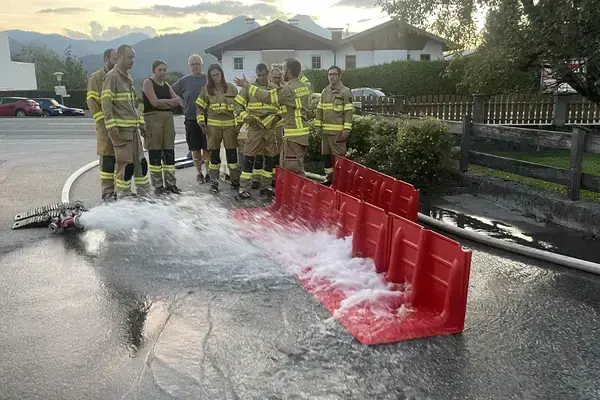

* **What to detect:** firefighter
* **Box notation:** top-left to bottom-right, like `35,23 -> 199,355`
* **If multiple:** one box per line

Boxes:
270,68 -> 284,176
101,44 -> 151,199
195,63 -> 241,194
234,63 -> 279,199
87,48 -> 118,201
315,65 -> 353,185
299,72 -> 313,94
142,60 -> 183,195
234,58 -> 311,177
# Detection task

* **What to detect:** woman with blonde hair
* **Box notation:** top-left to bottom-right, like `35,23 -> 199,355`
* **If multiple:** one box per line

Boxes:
142,59 -> 183,195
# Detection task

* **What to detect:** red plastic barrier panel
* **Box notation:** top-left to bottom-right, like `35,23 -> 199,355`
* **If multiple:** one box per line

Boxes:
351,201 -> 389,274
308,183 -> 337,229
335,192 -> 361,239
333,156 -> 420,223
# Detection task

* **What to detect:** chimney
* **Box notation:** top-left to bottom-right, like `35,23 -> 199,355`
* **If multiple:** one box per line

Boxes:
329,28 -> 344,43
245,17 -> 256,31
288,19 -> 299,26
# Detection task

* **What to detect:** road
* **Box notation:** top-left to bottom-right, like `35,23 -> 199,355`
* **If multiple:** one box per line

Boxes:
1,117 -> 600,400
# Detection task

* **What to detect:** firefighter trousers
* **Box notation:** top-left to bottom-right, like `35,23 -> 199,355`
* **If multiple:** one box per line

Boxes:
110,128 -> 151,199
144,111 -> 176,189
97,125 -> 116,198
206,125 -> 240,186
321,132 -> 347,181
281,135 -> 307,176
240,125 -> 277,191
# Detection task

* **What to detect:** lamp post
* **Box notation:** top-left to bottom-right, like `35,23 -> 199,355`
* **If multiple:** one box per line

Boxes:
53,72 -> 65,105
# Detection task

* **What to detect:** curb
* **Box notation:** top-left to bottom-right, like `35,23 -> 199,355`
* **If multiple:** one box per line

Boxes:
62,156 -> 600,275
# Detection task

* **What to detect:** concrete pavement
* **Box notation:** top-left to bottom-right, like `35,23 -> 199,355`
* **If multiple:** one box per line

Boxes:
1,118 -> 600,399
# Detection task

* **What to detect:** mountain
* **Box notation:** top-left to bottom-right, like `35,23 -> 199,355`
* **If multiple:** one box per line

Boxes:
82,16 -> 255,79
3,30 -> 150,57
290,14 -> 332,39
81,15 -> 334,80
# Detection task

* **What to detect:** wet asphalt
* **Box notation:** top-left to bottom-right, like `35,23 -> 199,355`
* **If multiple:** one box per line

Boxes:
1,117 -> 600,400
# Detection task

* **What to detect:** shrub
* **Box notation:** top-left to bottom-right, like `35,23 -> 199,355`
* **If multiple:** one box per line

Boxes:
362,117 -> 455,191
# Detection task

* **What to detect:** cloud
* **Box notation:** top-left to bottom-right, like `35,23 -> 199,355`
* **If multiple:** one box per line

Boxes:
333,0 -> 375,8
88,21 -> 157,41
110,2 -> 283,19
90,21 -> 103,40
37,7 -> 90,14
158,27 -> 180,32
195,17 -> 211,25
63,29 -> 92,39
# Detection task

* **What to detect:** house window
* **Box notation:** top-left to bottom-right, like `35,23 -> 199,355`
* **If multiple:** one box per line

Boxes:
420,54 -> 431,61
311,56 -> 321,70
233,57 -> 244,70
345,55 -> 356,69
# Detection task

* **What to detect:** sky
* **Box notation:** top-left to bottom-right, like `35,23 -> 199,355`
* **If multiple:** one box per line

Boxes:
0,0 -> 391,40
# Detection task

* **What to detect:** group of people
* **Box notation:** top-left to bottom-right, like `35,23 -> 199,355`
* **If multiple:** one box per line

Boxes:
86,44 -> 354,202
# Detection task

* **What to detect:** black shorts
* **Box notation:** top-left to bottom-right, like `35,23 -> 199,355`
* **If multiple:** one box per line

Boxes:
184,119 -> 207,151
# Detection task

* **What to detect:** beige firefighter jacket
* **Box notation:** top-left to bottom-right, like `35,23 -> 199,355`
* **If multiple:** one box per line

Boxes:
235,79 -> 280,130
101,66 -> 144,133
86,67 -> 108,130
248,77 -> 311,144
315,83 -> 354,135
195,83 -> 239,128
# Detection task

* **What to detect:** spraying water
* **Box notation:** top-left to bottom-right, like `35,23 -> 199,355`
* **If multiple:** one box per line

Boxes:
77,195 -> 411,324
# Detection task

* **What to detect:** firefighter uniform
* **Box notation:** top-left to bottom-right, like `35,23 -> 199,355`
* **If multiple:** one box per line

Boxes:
101,66 -> 151,199
87,67 -> 115,200
314,82 -> 354,181
247,78 -> 311,176
195,83 -> 241,192
235,79 -> 279,194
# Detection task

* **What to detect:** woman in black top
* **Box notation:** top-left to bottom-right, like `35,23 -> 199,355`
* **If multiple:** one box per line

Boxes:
142,60 -> 183,195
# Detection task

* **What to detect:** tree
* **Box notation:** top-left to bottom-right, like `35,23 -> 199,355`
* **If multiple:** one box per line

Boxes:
376,0 -> 600,102
165,71 -> 184,85
12,44 -> 88,91
62,46 -> 88,90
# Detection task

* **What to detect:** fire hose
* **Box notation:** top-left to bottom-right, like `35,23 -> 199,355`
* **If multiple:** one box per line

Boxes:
11,201 -> 87,234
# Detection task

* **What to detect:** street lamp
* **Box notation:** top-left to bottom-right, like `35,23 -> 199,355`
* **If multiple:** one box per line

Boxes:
53,72 -> 65,105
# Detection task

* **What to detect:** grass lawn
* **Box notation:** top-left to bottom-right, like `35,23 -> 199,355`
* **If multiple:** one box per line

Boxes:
467,149 -> 600,202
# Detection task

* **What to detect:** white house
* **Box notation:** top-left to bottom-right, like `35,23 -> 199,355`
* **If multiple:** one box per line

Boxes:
0,33 -> 37,90
205,18 -> 449,82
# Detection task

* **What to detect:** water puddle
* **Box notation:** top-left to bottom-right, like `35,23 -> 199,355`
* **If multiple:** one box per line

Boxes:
421,196 -> 600,264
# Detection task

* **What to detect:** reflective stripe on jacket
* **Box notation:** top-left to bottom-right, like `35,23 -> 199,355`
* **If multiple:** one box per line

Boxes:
195,83 -> 238,128
235,79 -> 280,130
101,67 -> 144,130
314,83 -> 353,134
87,68 -> 108,128
248,78 -> 311,139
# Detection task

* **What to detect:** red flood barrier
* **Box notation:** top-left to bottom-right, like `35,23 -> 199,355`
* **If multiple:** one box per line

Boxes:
234,166 -> 472,345
332,156 -> 419,222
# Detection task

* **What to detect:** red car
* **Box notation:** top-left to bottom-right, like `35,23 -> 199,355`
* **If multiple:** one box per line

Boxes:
0,97 -> 43,117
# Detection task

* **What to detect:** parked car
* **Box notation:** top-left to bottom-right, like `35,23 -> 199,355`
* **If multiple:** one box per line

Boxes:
351,87 -> 386,98
0,97 -> 42,117
58,103 -> 85,117
32,98 -> 64,117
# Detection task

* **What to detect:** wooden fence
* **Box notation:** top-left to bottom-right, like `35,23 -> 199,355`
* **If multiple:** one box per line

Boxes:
445,117 -> 600,200
354,93 -> 600,126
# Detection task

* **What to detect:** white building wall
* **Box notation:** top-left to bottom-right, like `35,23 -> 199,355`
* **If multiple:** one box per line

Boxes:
406,39 -> 444,60
373,50 -> 407,64
295,50 -> 334,71
222,51 -> 262,84
0,33 -> 37,90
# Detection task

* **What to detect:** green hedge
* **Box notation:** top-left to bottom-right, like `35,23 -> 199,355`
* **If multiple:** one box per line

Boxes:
304,59 -> 468,96
303,56 -> 536,96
